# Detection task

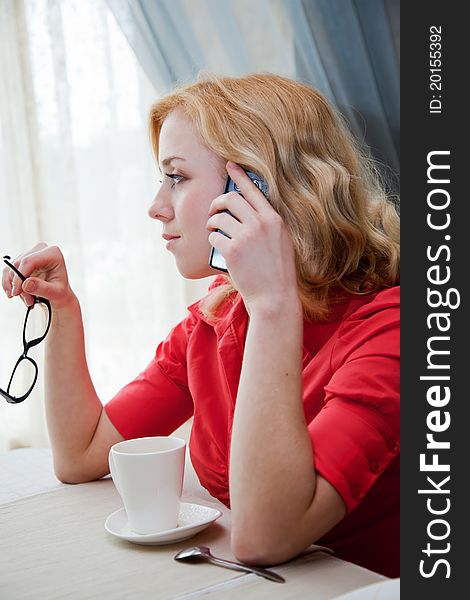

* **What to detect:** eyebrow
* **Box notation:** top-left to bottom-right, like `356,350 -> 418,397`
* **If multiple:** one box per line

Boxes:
160,156 -> 186,169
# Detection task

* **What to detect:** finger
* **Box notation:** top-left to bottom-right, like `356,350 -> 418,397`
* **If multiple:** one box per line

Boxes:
4,253 -> 30,297
208,230 -> 232,258
6,252 -> 40,298
21,276 -> 62,303
208,191 -> 254,223
30,242 -> 48,253
3,243 -> 49,298
225,162 -> 270,213
10,272 -> 25,298
14,245 -> 58,287
21,279 -> 39,305
10,269 -> 27,298
207,211 -> 242,238
2,264 -> 14,298
20,291 -> 35,308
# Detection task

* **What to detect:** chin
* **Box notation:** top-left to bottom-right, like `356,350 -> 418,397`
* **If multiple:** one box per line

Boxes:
175,260 -> 214,280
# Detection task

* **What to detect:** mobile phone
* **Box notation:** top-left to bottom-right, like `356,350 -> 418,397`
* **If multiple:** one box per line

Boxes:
209,170 -> 269,272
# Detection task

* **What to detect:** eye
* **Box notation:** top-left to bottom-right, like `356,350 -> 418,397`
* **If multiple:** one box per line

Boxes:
165,173 -> 184,188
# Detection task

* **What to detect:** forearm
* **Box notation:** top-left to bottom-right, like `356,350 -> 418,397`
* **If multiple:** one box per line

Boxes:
229,297 -> 317,559
44,295 -> 103,478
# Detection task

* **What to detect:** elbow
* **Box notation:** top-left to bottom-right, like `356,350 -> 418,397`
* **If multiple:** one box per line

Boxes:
54,467 -> 81,485
54,463 -> 85,484
53,458 -> 99,485
230,527 -> 292,567
230,540 -> 271,567
230,509 -> 327,566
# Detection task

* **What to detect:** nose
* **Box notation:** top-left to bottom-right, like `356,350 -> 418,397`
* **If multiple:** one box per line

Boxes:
148,185 -> 174,222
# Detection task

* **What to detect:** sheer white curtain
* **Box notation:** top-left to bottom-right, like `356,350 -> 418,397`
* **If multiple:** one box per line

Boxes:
0,0 -> 207,450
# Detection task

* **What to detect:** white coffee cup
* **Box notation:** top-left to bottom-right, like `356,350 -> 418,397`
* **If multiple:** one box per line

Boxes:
108,436 -> 186,534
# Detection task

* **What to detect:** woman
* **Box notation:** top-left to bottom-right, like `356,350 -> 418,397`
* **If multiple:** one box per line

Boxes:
2,74 -> 399,577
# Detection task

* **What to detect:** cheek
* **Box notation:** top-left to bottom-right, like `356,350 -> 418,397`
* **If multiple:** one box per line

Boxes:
183,199 -> 210,233
181,186 -> 220,229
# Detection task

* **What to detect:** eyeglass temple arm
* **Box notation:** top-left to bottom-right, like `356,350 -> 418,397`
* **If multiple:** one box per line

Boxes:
3,256 -> 26,282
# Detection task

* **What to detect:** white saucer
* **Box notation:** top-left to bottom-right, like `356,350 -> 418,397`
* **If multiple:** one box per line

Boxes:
104,502 -> 222,545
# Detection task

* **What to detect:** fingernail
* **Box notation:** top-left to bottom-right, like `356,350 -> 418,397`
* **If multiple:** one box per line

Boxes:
23,280 -> 35,292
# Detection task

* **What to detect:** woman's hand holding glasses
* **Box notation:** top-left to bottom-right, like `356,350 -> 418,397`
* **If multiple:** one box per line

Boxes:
2,243 -> 75,310
1,243 -> 75,403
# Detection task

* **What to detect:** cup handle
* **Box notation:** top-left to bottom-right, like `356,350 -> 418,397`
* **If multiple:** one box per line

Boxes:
108,449 -> 122,496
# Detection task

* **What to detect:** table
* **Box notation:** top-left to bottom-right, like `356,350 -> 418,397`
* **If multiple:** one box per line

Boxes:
0,449 -> 396,599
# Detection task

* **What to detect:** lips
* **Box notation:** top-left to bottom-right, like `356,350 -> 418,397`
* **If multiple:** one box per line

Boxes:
162,233 -> 181,241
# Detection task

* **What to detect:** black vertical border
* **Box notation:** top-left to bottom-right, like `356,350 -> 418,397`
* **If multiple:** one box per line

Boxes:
401,3 -> 466,597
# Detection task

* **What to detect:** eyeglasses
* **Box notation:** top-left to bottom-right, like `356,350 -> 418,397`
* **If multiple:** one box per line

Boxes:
1,256 -> 52,404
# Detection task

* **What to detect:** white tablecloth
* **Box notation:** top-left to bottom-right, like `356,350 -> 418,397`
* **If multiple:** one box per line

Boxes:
0,448 -> 64,504
0,445 -> 216,505
0,448 -> 399,598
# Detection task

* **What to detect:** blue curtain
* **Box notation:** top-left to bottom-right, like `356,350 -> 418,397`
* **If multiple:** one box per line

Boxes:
291,0 -> 400,183
107,0 -> 399,187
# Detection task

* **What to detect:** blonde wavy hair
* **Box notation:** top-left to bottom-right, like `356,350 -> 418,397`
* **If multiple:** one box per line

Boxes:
149,73 -> 400,321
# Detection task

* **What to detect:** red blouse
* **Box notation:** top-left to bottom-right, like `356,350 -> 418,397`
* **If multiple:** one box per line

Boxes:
105,281 -> 400,577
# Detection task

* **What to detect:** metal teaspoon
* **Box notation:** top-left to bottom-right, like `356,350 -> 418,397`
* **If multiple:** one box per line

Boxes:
174,545 -> 285,583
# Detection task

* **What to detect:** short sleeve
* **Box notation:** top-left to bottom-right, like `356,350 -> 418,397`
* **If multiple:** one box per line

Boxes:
308,303 -> 400,512
104,313 -> 197,439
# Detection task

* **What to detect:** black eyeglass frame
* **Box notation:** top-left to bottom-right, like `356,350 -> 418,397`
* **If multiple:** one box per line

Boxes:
1,256 -> 52,404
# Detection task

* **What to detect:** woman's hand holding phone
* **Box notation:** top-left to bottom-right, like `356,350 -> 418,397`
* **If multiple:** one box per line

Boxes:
207,161 -> 299,316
